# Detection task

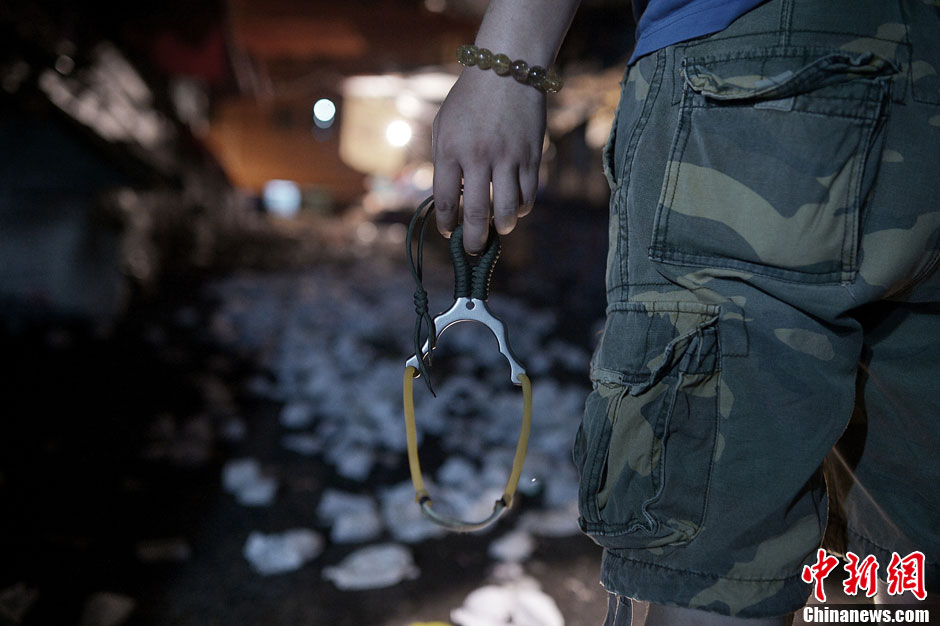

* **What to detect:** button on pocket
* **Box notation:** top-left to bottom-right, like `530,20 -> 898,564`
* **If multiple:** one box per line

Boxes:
650,49 -> 897,284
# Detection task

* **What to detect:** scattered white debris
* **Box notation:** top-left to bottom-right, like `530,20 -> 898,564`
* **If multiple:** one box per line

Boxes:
279,402 -> 315,429
518,502 -> 582,538
206,267 -> 597,552
542,469 -> 580,510
236,475 -> 278,506
222,457 -> 261,491
222,457 -> 278,506
490,561 -> 526,583
488,530 -> 536,563
450,576 -> 564,626
327,444 -> 376,482
79,591 -> 136,626
316,489 -> 383,544
436,456 -> 477,487
243,529 -> 323,576
322,543 -> 420,590
379,481 -> 448,544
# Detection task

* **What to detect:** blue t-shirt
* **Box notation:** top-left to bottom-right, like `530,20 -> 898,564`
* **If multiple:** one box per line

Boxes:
630,0 -> 767,62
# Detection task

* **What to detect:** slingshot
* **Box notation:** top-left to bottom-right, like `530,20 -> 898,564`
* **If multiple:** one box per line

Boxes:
403,196 -> 533,532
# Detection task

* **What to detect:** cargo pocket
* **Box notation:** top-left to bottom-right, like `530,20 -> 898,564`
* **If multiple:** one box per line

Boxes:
650,48 -> 897,284
573,301 -> 720,550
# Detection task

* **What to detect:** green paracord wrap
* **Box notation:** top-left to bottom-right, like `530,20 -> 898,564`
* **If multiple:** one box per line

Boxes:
407,198 -> 501,395
450,222 -> 501,301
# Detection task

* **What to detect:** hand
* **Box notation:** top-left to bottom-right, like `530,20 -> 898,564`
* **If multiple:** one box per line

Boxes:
432,68 -> 546,254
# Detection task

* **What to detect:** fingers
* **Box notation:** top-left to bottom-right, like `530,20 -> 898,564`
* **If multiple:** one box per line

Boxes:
460,168 -> 492,254
492,167 -> 519,236
432,159 -> 461,237
519,165 -> 538,218
434,163 -> 538,253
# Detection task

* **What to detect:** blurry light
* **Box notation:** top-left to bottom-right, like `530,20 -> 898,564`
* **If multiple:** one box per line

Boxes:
313,98 -> 336,129
263,180 -> 302,217
385,222 -> 407,245
424,0 -> 446,12
409,73 -> 458,101
395,93 -> 423,118
586,110 -> 616,149
355,221 -> 379,244
343,73 -> 456,101
362,192 -> 383,215
386,120 -> 412,147
411,164 -> 433,190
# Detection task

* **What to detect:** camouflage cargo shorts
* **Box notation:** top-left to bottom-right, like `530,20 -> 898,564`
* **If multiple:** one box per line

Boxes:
573,0 -> 940,618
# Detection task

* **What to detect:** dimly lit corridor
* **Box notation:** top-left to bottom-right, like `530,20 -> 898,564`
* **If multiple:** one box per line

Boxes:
1,2 -> 628,623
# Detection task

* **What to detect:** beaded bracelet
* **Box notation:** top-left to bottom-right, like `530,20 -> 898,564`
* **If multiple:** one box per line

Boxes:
456,44 -> 563,93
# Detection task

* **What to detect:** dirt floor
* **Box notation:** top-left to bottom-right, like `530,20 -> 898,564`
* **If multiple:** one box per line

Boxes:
0,200 -> 614,626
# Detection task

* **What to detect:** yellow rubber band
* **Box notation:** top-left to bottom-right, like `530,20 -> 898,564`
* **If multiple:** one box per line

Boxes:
403,365 -> 533,531
503,371 -> 532,508
403,365 -> 429,502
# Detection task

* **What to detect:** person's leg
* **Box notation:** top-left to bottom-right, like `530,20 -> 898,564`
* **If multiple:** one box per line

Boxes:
828,303 -> 940,605
821,0 -> 940,609
839,303 -> 940,614
579,0 -> 930,622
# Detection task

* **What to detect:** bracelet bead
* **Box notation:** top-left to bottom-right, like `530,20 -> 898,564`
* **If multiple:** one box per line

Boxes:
457,44 -> 477,66
455,44 -> 563,93
510,59 -> 529,83
475,47 -> 494,70
527,66 -> 547,88
542,75 -> 563,93
492,53 -> 512,76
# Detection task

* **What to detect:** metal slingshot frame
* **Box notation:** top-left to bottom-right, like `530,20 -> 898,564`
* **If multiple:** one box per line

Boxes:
403,197 -> 533,532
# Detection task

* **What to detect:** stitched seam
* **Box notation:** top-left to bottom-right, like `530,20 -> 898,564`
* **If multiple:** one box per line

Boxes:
844,97 -> 883,277
620,50 -> 667,290
778,0 -> 793,47
687,30 -> 909,49
687,103 -> 882,121
650,81 -> 691,265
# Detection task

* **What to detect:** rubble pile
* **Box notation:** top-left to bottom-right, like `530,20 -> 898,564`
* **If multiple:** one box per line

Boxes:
206,255 -> 597,622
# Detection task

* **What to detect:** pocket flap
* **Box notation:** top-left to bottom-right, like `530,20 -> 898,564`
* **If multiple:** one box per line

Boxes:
684,49 -> 898,102
591,301 -> 720,393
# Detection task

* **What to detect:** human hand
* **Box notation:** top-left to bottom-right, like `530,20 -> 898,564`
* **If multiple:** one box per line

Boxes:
432,68 -> 546,254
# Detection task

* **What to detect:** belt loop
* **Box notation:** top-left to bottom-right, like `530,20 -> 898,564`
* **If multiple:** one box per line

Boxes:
779,0 -> 795,46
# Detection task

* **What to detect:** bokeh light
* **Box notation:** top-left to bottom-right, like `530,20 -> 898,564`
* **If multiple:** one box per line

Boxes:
385,120 -> 412,147
313,98 -> 336,129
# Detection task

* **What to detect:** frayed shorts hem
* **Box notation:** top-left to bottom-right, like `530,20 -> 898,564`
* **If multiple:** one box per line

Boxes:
600,549 -> 813,618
